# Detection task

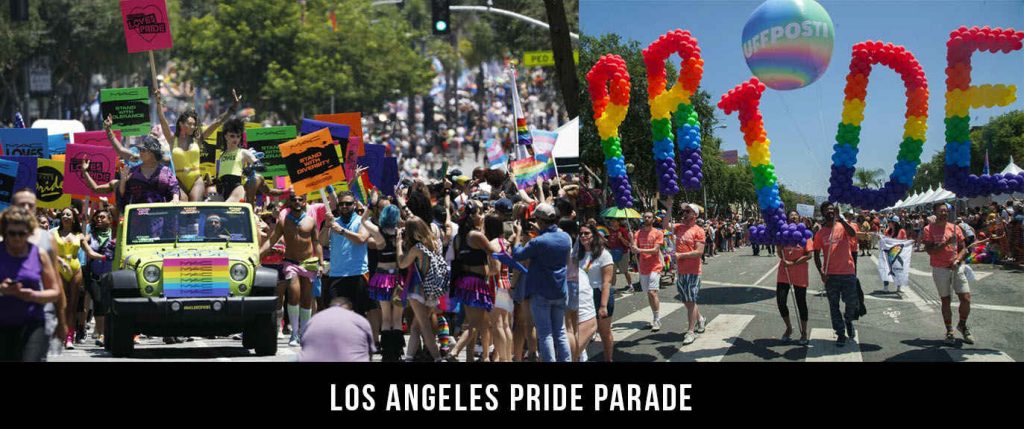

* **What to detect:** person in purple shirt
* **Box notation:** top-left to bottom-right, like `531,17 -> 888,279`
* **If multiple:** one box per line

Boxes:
512,203 -> 572,362
81,135 -> 180,210
298,297 -> 375,362
0,207 -> 61,362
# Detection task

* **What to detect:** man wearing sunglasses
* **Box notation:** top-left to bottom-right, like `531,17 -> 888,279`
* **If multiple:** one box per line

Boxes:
322,192 -> 375,324
261,189 -> 325,347
632,211 -> 665,332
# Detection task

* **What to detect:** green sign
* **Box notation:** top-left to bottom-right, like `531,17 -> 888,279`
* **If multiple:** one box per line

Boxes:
245,126 -> 297,178
100,87 -> 151,137
523,50 -> 579,67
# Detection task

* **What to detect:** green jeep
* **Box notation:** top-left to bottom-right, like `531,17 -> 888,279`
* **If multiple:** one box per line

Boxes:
100,202 -> 279,357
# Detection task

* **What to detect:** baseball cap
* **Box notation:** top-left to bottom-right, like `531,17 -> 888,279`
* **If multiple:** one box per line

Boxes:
494,198 -> 513,214
532,203 -> 559,221
681,203 -> 700,215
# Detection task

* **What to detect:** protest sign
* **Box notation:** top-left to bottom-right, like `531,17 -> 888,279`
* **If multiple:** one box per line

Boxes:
280,128 -> 346,196
36,158 -> 70,209
313,112 -> 363,156
357,143 -> 387,188
101,87 -> 151,137
245,126 -> 296,178
378,157 -> 399,197
0,128 -> 48,158
64,144 -> 117,197
796,203 -> 815,219
300,118 -> 350,142
0,157 -> 37,198
74,130 -> 122,146
878,237 -> 914,286
0,158 -> 18,209
48,133 -> 70,155
343,135 -> 364,184
120,0 -> 173,54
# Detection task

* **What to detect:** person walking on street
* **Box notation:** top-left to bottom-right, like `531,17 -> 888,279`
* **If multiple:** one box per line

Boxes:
812,201 -> 860,347
632,212 -> 664,331
922,202 -> 975,345
671,203 -> 707,346
776,210 -> 812,345
0,207 -> 61,361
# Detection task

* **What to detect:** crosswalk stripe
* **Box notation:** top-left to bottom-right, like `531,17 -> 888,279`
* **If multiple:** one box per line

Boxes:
805,328 -> 863,362
608,302 -> 685,343
944,348 -> 1015,362
668,314 -> 755,362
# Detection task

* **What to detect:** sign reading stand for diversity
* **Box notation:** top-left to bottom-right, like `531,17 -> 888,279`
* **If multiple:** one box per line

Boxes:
280,128 -> 346,196
120,0 -> 174,54
101,87 -> 151,137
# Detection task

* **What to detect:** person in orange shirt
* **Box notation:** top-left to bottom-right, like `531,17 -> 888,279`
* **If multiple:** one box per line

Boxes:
631,212 -> 664,331
671,203 -> 706,346
922,202 -> 973,345
776,210 -> 812,346
812,201 -> 859,347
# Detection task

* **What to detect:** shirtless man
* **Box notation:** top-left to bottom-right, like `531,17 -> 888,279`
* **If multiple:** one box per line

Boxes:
260,191 -> 324,347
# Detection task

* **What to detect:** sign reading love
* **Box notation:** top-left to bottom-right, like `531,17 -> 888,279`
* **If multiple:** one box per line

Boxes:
120,0 -> 173,54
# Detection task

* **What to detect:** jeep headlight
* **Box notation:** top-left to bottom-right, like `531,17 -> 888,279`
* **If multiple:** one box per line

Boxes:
230,263 -> 249,282
143,265 -> 161,283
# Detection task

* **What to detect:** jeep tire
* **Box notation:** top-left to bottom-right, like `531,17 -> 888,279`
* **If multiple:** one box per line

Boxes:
247,314 -> 277,356
108,314 -> 135,358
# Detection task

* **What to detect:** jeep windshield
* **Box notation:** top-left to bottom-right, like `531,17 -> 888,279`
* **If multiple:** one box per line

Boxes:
126,206 -> 253,245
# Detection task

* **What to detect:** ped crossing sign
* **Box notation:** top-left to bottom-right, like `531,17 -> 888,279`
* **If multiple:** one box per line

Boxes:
523,50 -> 579,67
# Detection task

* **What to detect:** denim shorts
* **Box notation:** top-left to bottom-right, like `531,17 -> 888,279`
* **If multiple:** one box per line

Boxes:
566,281 -> 579,311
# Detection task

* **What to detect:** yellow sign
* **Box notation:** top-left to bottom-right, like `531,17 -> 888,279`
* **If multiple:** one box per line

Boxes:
523,50 -> 579,67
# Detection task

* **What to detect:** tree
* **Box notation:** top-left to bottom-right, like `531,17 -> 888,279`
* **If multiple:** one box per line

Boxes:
854,167 -> 884,189
909,110 -> 1024,194
174,0 -> 432,123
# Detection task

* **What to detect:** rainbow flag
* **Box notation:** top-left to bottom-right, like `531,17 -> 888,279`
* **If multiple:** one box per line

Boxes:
510,156 -> 555,190
163,258 -> 231,298
509,67 -> 532,147
352,169 -> 375,203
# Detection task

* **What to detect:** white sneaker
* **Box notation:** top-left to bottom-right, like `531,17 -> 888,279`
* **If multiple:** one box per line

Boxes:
682,331 -> 697,345
288,338 -> 300,347
651,319 -> 661,332
695,315 -> 707,333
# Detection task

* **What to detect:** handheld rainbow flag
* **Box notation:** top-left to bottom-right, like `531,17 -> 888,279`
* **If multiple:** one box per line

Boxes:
509,67 -> 532,147
351,169 -> 375,203
485,138 -> 507,170
510,156 -> 555,190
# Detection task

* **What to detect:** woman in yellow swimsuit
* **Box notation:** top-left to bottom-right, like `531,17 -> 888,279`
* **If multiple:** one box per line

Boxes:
155,88 -> 242,202
50,207 -> 104,349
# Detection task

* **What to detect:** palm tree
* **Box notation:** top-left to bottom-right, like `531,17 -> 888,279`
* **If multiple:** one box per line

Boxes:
854,168 -> 885,189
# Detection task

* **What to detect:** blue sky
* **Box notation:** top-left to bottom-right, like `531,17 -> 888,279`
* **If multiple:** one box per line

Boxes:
581,0 -> 1024,196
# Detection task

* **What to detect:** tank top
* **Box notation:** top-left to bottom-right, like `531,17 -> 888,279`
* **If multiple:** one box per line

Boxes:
172,142 -> 201,174
0,243 -> 43,326
457,232 -> 488,267
489,238 -> 512,290
217,148 -> 246,178
379,229 -> 398,264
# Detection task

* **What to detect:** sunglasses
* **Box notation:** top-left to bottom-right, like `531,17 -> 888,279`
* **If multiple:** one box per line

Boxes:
580,231 -> 593,236
4,230 -> 30,238
339,201 -> 355,207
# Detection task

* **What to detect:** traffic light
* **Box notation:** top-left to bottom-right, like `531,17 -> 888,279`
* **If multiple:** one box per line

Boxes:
10,0 -> 29,22
431,0 -> 450,35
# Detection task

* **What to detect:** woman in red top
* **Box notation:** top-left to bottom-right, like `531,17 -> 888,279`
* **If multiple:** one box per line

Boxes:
775,210 -> 813,345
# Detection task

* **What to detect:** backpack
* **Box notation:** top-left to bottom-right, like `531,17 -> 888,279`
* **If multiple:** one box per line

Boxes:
416,242 -> 450,300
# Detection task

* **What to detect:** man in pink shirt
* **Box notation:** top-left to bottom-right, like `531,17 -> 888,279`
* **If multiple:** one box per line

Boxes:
672,203 -> 707,346
922,202 -> 973,345
812,201 -> 859,347
631,212 -> 664,331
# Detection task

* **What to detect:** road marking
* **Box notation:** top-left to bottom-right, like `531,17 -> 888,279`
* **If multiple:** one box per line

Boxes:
669,314 -> 755,362
945,348 -> 1015,362
216,357 -> 232,362
866,257 -> 933,313
805,328 -> 863,362
952,302 -> 1024,314
702,280 -> 775,291
753,264 -> 778,286
609,302 -> 685,342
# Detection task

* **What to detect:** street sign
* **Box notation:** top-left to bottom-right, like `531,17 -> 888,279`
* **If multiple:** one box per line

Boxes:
28,57 -> 52,94
523,50 -> 579,67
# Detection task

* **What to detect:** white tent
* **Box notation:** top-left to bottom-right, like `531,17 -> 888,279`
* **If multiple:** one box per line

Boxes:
993,156 -> 1024,204
552,117 -> 579,174
901,188 -> 931,208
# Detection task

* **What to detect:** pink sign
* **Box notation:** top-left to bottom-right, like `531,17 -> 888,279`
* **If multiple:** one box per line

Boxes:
120,0 -> 173,54
73,130 -> 121,147
64,144 -> 118,197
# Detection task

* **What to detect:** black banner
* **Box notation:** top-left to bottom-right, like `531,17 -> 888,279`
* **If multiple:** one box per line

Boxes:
283,143 -> 342,184
100,100 -> 150,126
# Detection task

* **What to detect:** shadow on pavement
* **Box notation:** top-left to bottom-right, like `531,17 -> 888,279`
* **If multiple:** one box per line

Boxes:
684,286 -> 775,306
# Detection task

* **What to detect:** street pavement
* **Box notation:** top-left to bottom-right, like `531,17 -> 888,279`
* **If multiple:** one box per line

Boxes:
585,245 -> 1022,362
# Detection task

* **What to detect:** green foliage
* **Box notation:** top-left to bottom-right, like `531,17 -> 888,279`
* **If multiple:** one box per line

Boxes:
174,0 -> 432,122
854,168 -> 884,189
579,33 -> 814,218
910,110 -> 1024,193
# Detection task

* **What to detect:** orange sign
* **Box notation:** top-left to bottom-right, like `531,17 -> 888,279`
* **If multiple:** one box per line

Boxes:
279,128 -> 346,196
314,112 -> 364,156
